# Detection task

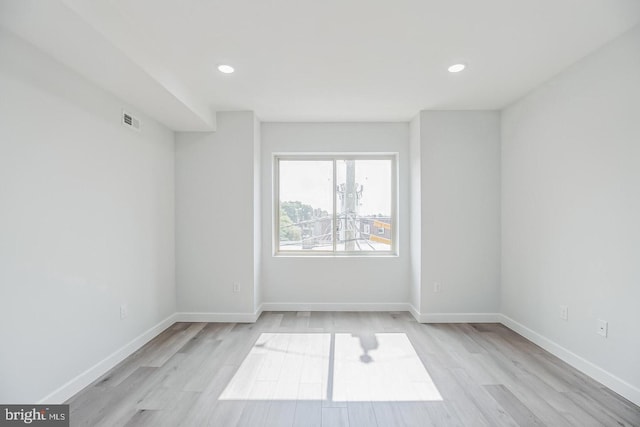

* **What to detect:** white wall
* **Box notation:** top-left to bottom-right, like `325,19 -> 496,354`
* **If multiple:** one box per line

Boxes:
253,116 -> 262,312
175,112 -> 259,315
419,111 -> 501,316
0,31 -> 175,403
260,123 -> 410,306
501,25 -> 640,398
409,115 -> 422,313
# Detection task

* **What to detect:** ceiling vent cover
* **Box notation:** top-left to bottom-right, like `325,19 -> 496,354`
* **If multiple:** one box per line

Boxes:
122,110 -> 141,131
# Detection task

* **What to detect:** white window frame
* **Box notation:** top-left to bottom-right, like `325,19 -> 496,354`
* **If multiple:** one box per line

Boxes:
273,153 -> 398,256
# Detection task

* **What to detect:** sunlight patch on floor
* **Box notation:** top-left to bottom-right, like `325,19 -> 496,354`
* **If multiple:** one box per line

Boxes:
333,332 -> 442,401
219,332 -> 442,402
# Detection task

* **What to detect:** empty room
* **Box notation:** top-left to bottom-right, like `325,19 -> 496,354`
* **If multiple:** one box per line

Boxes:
1,0 -> 639,426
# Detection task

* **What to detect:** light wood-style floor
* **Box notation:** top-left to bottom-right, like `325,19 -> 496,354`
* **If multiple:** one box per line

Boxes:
67,312 -> 640,426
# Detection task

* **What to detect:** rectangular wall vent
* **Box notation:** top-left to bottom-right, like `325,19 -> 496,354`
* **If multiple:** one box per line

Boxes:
122,110 -> 141,131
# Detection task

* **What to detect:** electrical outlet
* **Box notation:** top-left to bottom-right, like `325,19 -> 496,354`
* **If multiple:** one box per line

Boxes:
597,319 -> 608,337
434,282 -> 441,293
233,283 -> 240,293
559,305 -> 568,321
120,304 -> 128,320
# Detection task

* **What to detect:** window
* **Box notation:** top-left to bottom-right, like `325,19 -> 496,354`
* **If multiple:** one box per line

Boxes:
274,155 -> 396,255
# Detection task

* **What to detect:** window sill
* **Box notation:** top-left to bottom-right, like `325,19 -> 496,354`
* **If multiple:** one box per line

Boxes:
273,252 -> 398,258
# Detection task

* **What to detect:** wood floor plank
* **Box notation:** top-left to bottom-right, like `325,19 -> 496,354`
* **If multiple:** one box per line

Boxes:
206,400 -> 246,426
595,386 -> 640,426
265,401 -> 297,426
510,371 -> 601,426
445,400 -> 492,427
293,400 -> 322,427
423,402 -> 465,427
145,323 -> 207,368
372,401 -> 428,427
91,365 -> 166,426
163,339 -> 223,390
563,390 -> 639,427
65,312 -> 640,427
484,384 -> 545,427
448,367 -> 520,427
322,407 -> 349,427
237,401 -> 272,427
347,402 -> 378,427
293,382 -> 322,426
124,391 -> 200,427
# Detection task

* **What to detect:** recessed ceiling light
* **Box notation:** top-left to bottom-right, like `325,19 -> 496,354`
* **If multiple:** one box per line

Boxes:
218,64 -> 235,74
448,63 -> 466,73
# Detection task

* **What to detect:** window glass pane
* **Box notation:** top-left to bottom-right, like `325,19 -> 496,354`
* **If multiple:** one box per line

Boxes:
279,160 -> 333,251
336,159 -> 392,252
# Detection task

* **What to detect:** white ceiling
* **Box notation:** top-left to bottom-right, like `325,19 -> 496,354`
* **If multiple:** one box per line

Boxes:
2,0 -> 640,128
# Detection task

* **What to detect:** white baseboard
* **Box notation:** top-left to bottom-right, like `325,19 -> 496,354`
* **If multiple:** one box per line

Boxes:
262,305 -> 500,324
499,314 -> 640,406
408,304 -> 421,322
38,313 -> 177,404
261,302 -> 410,312
176,307 -> 263,323
415,312 -> 501,323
